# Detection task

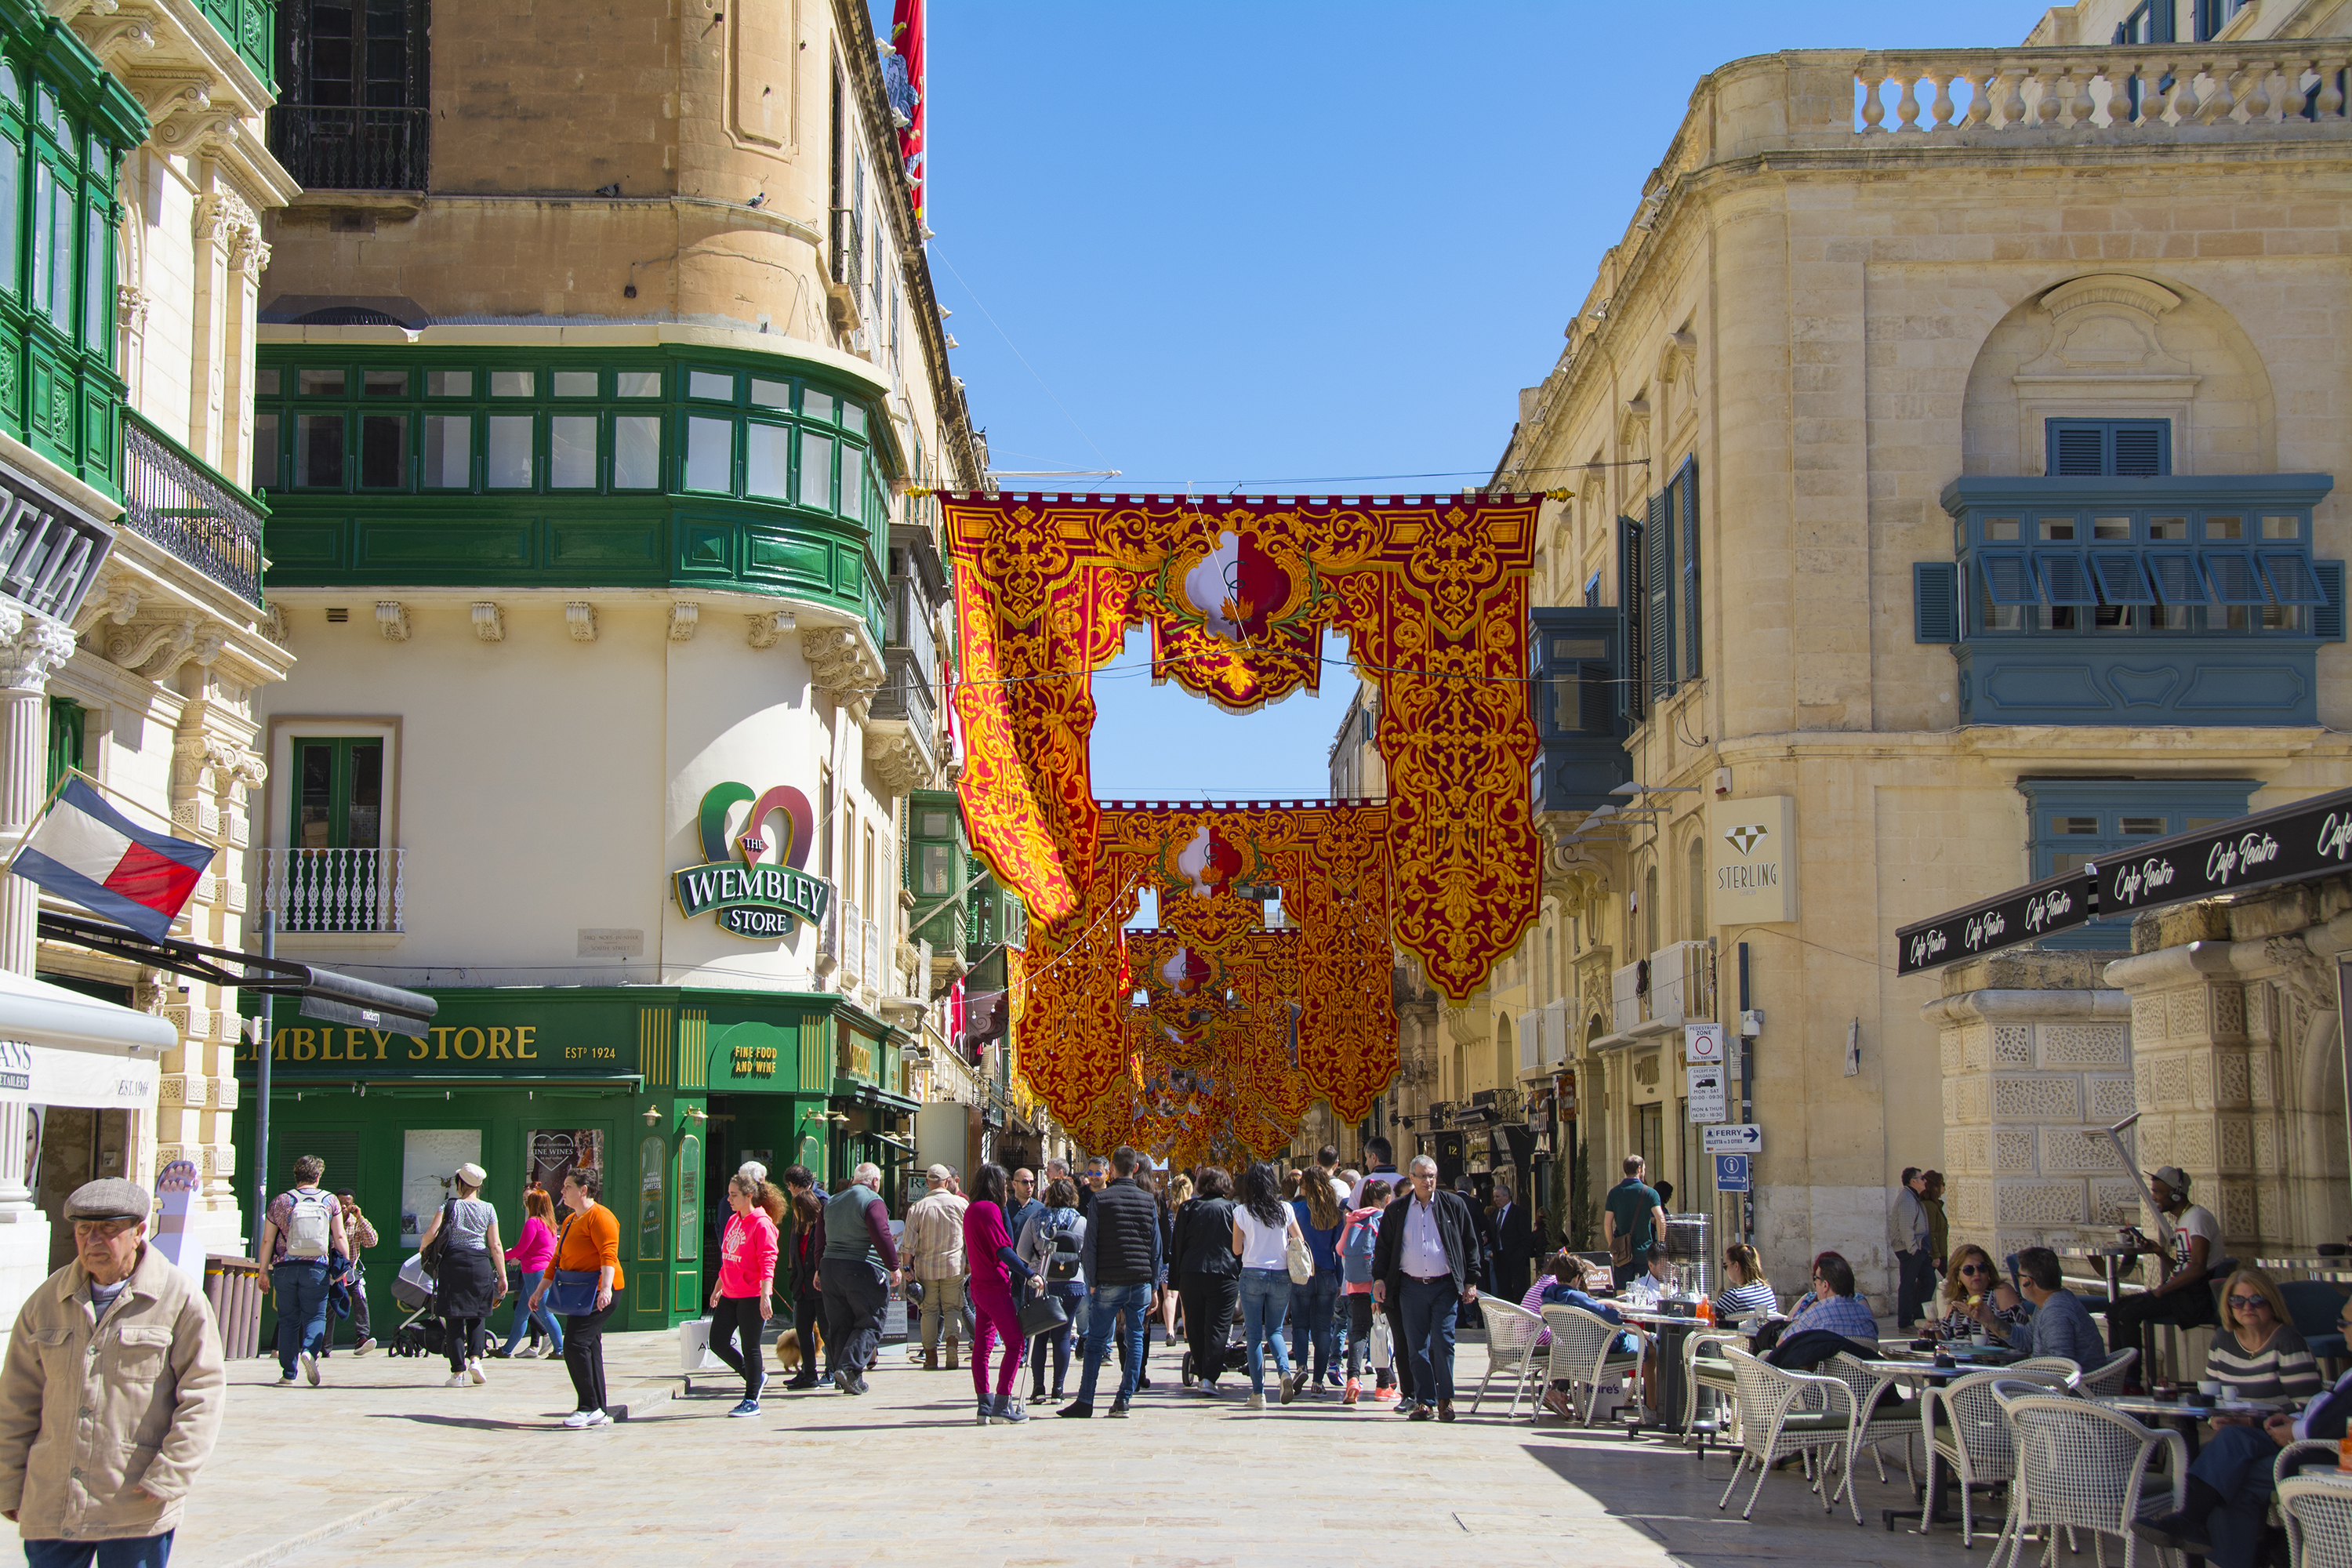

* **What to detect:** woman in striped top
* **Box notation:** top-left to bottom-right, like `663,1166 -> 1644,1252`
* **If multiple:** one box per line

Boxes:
2206,1267 -> 2321,1403
1712,1243 -> 1777,1324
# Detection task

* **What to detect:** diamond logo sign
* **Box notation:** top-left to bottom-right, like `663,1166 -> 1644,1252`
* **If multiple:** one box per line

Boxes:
1708,797 -> 1797,924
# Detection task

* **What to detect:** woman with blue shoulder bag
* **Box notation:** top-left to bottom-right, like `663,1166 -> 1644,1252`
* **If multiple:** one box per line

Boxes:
529,1167 -> 622,1428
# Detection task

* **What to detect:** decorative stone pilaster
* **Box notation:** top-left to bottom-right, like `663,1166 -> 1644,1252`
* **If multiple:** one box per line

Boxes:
0,608 -> 79,978
2103,920 -> 2265,1250
1924,949 -> 2137,1268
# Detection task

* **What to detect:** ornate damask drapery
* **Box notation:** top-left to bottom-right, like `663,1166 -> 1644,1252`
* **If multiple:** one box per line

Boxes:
945,492 -> 1543,1005
946,492 -> 1541,1155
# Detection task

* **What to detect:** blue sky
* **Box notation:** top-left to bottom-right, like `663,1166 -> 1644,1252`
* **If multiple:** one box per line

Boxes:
893,1 -> 2056,798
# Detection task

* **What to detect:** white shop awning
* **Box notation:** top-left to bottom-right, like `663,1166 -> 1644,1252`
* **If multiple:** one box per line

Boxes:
0,969 -> 173,1109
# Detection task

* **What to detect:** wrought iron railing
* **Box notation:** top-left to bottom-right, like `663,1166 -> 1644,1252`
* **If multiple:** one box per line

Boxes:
120,414 -> 265,604
268,105 -> 430,191
263,848 -> 405,934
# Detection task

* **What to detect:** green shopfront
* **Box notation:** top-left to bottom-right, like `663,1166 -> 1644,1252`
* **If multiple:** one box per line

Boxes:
234,986 -> 914,1338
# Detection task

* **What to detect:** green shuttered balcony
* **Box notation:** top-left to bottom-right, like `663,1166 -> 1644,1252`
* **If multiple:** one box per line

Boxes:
252,347 -> 896,630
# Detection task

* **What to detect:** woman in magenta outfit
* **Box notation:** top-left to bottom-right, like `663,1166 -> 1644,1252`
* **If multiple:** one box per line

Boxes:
961,1163 -> 1038,1425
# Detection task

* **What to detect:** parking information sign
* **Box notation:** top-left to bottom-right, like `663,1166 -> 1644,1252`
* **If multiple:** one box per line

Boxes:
1686,1063 -> 1727,1123
1715,1153 -> 1751,1193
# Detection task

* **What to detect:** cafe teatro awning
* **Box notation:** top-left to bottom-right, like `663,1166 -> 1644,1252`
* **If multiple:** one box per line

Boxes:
1896,782 -> 2352,975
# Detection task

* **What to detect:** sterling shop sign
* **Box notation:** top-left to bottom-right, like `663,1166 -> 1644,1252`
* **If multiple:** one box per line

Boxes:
673,782 -> 835,942
1896,783 -> 2352,975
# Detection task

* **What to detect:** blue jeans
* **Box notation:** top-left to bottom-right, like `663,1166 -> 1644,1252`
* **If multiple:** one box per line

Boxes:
1290,1271 -> 1341,1377
272,1260 -> 332,1377
1398,1274 -> 1461,1404
499,1281 -> 564,1356
24,1531 -> 172,1568
1238,1266 -> 1293,1393
2188,1423 -> 2282,1568
1075,1280 -> 1152,1407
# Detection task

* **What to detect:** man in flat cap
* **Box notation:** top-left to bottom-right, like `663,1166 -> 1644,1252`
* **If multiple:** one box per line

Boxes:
0,1178 -> 225,1566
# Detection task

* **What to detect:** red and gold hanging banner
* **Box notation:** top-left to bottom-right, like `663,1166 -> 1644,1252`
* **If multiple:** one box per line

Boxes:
1007,800 -> 1402,1149
946,492 -> 1541,1005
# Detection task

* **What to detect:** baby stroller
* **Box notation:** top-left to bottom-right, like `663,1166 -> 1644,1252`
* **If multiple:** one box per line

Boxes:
388,1252 -> 445,1359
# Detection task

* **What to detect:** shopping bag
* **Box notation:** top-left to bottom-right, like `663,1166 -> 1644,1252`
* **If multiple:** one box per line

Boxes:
1369,1313 -> 1392,1370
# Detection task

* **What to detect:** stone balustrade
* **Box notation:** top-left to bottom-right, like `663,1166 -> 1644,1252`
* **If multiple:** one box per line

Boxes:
1853,43 -> 2352,136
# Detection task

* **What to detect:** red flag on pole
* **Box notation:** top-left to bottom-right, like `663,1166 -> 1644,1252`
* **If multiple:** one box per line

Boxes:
884,0 -> 925,223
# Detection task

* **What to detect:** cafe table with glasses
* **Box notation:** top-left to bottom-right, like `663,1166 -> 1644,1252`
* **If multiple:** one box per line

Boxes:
1853,1343 -> 2030,1532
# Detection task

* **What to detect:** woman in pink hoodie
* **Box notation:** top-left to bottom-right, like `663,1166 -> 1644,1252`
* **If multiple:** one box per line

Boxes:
706,1173 -> 780,1415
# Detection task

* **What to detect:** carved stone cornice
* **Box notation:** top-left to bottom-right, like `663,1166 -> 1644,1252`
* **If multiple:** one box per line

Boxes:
70,573 -> 140,637
802,626 -> 884,718
863,720 -> 931,797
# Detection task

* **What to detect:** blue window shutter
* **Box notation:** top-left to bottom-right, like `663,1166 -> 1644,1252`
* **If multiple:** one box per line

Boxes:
2314,559 -> 2346,641
2089,552 -> 2156,604
2038,553 -> 2100,606
2045,418 -> 2171,476
1913,562 -> 1958,643
1618,516 -> 1646,720
2256,550 -> 2326,606
2049,422 -> 2106,475
1679,460 -> 1702,679
2112,423 -> 2168,476
1646,492 -> 1672,700
2201,549 -> 2268,604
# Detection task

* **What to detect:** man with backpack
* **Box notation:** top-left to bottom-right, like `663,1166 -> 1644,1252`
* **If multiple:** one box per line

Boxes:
254,1154 -> 351,1387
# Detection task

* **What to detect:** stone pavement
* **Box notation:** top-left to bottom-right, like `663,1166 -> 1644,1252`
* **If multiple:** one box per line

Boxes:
20,1330 -> 2018,1568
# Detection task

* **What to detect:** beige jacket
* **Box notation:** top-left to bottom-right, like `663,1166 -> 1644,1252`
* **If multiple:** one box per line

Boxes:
0,1245 -> 225,1541
901,1189 -> 968,1281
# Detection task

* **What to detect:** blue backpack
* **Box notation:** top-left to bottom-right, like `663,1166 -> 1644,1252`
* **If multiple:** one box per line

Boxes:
1340,1212 -> 1381,1286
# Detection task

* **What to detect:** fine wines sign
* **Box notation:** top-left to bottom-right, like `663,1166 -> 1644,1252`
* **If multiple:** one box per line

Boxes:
1896,783 -> 2352,975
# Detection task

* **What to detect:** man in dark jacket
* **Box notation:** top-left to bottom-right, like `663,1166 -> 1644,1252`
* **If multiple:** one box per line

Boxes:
1062,1145 -> 1161,1418
1491,1178 -> 1534,1300
1370,1155 -> 1483,1422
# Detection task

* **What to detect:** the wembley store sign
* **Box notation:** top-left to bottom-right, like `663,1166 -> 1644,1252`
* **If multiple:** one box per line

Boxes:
1896,783 -> 2352,976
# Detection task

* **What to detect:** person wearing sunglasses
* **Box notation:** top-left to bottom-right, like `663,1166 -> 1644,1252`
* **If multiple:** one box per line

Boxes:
2205,1267 -> 2321,1407
2138,1293 -> 2352,1565
1936,1244 -> 2029,1344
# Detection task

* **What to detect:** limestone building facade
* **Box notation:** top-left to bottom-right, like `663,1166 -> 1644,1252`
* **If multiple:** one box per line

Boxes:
1397,0 -> 2352,1305
0,0 -> 292,1330
238,0 -> 989,1330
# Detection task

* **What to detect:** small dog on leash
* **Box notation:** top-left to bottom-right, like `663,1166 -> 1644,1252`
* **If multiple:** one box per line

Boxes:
772,1328 -> 804,1375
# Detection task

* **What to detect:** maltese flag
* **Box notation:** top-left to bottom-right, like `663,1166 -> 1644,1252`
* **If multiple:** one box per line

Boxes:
12,779 -> 215,940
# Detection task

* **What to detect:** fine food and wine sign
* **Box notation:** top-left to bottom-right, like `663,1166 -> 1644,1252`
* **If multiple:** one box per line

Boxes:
1896,784 -> 2352,975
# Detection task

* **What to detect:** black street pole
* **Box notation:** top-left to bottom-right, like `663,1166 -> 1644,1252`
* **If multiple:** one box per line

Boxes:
252,909 -> 274,1255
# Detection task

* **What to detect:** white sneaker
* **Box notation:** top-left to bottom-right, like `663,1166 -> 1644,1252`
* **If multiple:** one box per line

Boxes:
468,1360 -> 488,1385
445,1374 -> 469,1388
274,1374 -> 296,1387
353,1337 -> 375,1356
299,1351 -> 319,1387
562,1409 -> 597,1428
585,1408 -> 612,1427
516,1346 -> 539,1359
1246,1392 -> 1266,1410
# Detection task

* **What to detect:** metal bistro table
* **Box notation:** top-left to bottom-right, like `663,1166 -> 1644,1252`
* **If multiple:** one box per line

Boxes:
2092,1392 -> 2217,1461
1613,1305 -> 1705,1434
1859,1348 -> 2027,1534
2055,1243 -> 2139,1305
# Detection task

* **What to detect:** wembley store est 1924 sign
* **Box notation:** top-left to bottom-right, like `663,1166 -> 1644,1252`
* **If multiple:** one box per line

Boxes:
1897,783 -> 2352,975
672,782 -> 835,942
